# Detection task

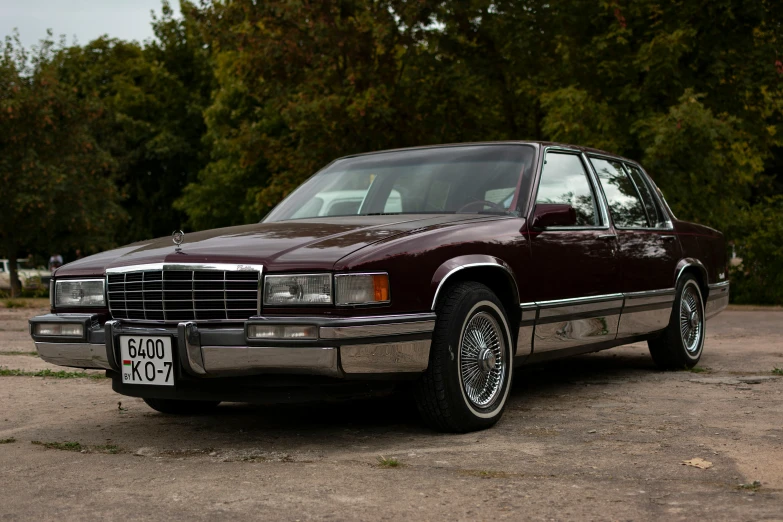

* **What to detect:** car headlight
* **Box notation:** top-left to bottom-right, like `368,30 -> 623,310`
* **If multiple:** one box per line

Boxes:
54,279 -> 106,307
335,273 -> 390,306
263,274 -> 332,306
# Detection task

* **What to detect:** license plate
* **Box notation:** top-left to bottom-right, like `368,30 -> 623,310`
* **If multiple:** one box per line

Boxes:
119,336 -> 174,386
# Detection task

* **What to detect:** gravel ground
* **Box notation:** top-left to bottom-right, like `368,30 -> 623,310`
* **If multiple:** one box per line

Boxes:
1,305 -> 781,521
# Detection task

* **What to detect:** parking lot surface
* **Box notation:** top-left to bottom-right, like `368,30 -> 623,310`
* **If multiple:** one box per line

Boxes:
1,305 -> 781,520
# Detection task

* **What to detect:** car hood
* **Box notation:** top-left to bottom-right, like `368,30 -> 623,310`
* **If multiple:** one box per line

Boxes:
55,214 -> 494,277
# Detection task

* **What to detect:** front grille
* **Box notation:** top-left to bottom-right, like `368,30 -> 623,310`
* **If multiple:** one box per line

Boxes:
107,269 -> 259,322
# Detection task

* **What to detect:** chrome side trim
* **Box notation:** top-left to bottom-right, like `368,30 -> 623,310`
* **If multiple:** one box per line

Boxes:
340,340 -> 431,373
431,262 -> 519,310
675,259 -> 708,287
106,263 -> 265,274
537,294 -> 624,319
319,320 -> 435,340
200,345 -> 339,377
623,288 -> 675,308
35,342 -> 111,370
519,302 -> 537,323
708,281 -> 730,290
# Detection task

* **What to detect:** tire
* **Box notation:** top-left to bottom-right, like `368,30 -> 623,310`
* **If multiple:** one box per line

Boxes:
648,274 -> 705,370
414,281 -> 514,432
143,398 -> 221,415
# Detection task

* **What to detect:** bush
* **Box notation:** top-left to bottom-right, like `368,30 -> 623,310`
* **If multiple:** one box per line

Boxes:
729,197 -> 783,305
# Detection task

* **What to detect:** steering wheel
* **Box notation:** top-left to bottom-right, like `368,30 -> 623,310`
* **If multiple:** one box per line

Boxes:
456,199 -> 507,213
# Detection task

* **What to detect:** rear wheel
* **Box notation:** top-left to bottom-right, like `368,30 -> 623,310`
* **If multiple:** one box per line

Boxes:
143,398 -> 221,415
414,282 -> 513,432
648,274 -> 705,369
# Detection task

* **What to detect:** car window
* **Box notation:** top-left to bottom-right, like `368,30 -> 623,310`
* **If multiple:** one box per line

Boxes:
536,152 -> 599,226
625,164 -> 667,227
589,157 -> 648,228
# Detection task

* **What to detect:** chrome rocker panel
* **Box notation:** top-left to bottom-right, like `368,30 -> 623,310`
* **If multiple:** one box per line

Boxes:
515,282 -> 729,359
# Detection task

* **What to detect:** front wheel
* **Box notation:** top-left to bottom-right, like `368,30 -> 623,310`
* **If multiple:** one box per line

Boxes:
414,282 -> 513,432
143,398 -> 221,415
648,274 -> 705,369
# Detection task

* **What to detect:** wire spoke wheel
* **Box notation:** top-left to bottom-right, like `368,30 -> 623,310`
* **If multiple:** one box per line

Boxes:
459,311 -> 505,408
679,283 -> 703,354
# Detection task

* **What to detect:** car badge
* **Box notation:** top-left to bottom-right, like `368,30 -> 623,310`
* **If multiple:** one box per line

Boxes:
172,230 -> 185,252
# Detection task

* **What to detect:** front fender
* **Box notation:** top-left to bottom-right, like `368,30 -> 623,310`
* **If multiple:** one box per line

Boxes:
430,255 -> 520,310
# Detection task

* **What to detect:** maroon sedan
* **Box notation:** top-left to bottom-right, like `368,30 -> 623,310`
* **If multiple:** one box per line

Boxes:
29,142 -> 729,432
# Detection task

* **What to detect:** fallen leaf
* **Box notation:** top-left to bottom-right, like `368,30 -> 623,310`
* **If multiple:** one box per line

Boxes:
682,458 -> 712,469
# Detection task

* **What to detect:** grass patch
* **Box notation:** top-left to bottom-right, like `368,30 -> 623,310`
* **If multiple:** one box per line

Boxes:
92,444 -> 122,454
2,351 -> 38,357
32,440 -> 83,451
460,469 -> 512,479
0,297 -> 49,309
0,437 -> 17,444
0,368 -> 106,379
689,366 -> 711,373
738,480 -> 762,491
773,368 -> 783,376
377,455 -> 402,468
31,441 -> 123,454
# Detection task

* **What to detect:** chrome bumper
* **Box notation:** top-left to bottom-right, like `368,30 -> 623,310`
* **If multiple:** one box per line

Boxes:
30,314 -> 435,378
34,342 -> 113,370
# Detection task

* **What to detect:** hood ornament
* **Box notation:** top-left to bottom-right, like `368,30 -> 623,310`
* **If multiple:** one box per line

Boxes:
172,230 -> 185,252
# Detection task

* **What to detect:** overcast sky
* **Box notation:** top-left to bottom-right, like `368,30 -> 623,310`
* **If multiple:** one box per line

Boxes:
0,0 -> 180,49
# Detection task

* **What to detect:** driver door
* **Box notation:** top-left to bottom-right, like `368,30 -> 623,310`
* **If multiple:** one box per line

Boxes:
527,150 -> 622,354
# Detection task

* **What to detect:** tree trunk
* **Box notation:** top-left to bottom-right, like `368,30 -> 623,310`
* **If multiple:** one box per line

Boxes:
7,245 -> 21,298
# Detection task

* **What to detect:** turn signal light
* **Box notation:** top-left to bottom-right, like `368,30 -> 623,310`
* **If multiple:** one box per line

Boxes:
247,324 -> 317,340
34,323 -> 84,337
335,273 -> 391,306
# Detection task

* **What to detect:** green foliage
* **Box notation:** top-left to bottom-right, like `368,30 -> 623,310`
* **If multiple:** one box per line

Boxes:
635,90 -> 764,232
0,33 -> 125,295
730,197 -> 783,304
56,1 -> 213,243
1,0 -> 783,303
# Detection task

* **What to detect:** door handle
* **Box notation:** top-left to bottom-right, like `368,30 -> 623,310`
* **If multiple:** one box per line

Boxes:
597,234 -> 617,240
661,235 -> 676,242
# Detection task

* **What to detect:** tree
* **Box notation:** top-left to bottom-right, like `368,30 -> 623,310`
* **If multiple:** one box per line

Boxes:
55,1 -> 213,244
0,34 -> 125,296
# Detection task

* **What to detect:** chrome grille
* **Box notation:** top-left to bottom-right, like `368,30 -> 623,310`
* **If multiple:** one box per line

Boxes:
107,269 -> 260,322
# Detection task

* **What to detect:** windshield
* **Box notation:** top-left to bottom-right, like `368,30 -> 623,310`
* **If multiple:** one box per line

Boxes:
263,145 -> 535,222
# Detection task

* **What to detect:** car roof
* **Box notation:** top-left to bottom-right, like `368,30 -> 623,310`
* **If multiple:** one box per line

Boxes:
336,141 -> 638,165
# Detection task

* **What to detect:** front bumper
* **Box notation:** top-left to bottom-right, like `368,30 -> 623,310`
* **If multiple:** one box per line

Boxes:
29,313 -> 435,378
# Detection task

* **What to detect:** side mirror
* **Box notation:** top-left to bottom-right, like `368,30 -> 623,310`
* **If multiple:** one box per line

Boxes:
531,204 -> 577,229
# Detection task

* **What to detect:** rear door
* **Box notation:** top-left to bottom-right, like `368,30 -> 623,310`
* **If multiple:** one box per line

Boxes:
527,149 -> 623,354
587,156 -> 682,338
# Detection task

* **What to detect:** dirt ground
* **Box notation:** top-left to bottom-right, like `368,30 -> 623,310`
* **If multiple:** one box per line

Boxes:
1,305 -> 781,521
